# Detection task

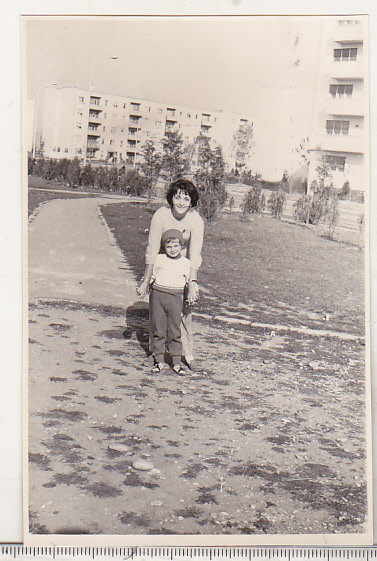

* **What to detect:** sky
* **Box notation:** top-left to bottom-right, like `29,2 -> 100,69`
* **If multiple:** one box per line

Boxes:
25,16 -> 322,178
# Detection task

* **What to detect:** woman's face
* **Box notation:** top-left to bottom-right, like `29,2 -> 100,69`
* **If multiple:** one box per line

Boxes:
172,189 -> 191,217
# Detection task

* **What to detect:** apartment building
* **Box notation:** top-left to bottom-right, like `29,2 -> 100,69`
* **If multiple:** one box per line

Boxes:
37,86 -> 251,169
308,17 -> 367,196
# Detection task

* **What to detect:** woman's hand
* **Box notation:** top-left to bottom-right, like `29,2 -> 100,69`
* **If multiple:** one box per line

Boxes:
187,280 -> 199,304
136,280 -> 149,299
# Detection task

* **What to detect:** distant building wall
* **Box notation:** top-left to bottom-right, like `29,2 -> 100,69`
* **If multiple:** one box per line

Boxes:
38,86 -> 253,169
308,17 -> 367,194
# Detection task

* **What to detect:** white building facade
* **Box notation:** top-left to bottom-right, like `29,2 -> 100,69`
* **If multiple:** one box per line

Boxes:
308,17 -> 367,198
36,86 -> 251,169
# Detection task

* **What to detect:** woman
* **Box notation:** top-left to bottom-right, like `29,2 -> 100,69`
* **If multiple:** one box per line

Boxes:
136,178 -> 204,369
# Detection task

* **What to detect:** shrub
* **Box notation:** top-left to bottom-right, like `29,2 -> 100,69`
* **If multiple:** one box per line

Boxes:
339,180 -> 350,200
268,190 -> 286,219
294,194 -> 312,224
241,184 -> 265,215
194,139 -> 227,222
80,164 -> 96,187
324,195 -> 339,239
122,169 -> 148,196
66,159 -> 81,187
294,179 -> 339,238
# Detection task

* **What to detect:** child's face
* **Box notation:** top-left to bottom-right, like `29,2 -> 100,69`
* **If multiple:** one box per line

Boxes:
165,238 -> 182,258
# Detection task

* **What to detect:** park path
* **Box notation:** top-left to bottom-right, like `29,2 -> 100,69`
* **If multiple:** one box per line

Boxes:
28,197 -> 142,308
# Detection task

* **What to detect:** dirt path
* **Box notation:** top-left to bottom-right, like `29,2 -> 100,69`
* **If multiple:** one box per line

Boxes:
29,197 -> 141,308
28,197 -> 368,538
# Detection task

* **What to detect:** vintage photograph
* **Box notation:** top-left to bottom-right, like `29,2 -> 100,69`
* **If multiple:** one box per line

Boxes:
24,15 -> 371,544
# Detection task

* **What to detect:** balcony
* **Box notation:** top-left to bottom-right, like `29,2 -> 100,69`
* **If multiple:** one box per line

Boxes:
89,102 -> 103,111
330,60 -> 363,80
87,138 -> 100,148
327,97 -> 364,117
87,127 -> 101,136
333,22 -> 363,44
316,133 -> 364,154
88,113 -> 102,123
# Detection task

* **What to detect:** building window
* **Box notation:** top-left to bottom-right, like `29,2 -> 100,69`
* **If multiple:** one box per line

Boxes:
102,140 -> 104,144
187,113 -> 191,119
90,96 -> 100,105
111,127 -> 116,134
113,103 -> 118,108
157,108 -> 163,114
167,108 -> 176,116
57,147 -> 60,152
77,125 -> 82,130
129,115 -> 140,122
120,141 -> 123,147
79,96 -> 85,103
325,155 -> 346,171
64,148 -> 68,153
333,48 -> 358,61
155,120 -> 161,126
128,127 -> 137,135
123,103 -> 126,109
78,111 -> 83,116
329,84 -> 353,97
103,126 -> 106,132
128,140 -> 137,146
130,102 -> 140,111
110,140 -> 113,145
104,113 -> 107,119
326,119 -> 350,135
105,100 -> 108,106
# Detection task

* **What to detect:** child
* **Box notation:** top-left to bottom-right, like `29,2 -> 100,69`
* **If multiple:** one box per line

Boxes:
138,229 -> 190,374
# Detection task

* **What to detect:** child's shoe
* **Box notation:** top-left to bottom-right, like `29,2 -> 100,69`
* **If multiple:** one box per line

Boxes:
151,362 -> 166,373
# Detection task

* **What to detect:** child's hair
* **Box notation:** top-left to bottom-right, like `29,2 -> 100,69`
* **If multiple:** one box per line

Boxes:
164,237 -> 182,246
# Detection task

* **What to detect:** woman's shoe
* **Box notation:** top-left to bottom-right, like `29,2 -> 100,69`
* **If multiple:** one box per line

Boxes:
182,356 -> 197,371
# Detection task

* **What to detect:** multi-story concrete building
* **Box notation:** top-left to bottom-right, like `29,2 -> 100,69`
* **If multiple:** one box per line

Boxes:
308,17 -> 367,197
36,86 -> 251,169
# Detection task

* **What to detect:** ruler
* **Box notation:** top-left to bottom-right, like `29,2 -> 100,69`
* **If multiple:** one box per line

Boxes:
1,547 -> 377,561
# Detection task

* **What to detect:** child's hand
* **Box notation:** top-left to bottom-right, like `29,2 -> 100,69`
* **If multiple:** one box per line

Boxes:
136,281 -> 149,299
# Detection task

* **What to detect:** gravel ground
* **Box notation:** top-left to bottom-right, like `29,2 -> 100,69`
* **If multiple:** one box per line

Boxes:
28,297 -> 368,537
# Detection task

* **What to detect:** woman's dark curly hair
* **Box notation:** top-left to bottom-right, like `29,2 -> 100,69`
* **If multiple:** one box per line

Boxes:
166,179 -> 199,208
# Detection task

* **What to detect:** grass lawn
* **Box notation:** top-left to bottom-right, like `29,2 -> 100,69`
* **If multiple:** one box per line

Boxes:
28,177 -> 102,217
101,202 -> 365,334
